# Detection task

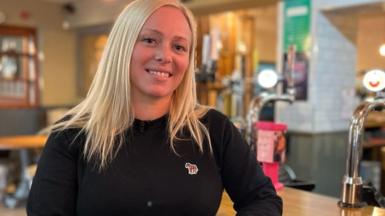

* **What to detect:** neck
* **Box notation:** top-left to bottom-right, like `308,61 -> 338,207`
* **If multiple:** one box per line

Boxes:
132,96 -> 171,121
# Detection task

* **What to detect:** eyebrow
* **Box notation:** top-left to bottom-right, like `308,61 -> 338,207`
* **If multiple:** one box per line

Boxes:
141,28 -> 190,43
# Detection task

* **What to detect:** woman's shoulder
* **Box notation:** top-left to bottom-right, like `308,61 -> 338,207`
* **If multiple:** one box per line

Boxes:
49,127 -> 84,140
199,107 -> 231,125
48,114 -> 86,145
46,127 -> 85,154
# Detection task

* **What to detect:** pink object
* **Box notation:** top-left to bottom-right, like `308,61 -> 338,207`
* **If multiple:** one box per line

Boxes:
256,130 -> 276,162
255,121 -> 287,191
255,121 -> 287,131
255,121 -> 287,163
262,162 -> 284,190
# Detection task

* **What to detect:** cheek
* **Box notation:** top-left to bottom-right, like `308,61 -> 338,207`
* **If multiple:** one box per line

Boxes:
176,56 -> 190,76
131,45 -> 151,65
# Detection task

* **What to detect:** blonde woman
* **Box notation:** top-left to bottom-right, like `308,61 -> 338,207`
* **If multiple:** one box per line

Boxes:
27,0 -> 282,215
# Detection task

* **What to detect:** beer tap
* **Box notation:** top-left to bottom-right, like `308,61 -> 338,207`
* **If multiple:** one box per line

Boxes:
246,45 -> 296,147
339,69 -> 385,208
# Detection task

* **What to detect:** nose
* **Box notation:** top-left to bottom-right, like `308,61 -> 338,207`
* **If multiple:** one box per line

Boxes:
155,45 -> 172,64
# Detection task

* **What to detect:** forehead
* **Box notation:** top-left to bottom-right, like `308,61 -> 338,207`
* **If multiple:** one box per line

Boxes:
141,6 -> 192,41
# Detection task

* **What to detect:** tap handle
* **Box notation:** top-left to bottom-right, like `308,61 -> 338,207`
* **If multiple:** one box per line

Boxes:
286,44 -> 296,91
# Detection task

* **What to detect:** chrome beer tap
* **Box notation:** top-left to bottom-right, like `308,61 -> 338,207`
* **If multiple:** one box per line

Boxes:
246,93 -> 294,146
339,69 -> 385,208
246,45 -> 296,147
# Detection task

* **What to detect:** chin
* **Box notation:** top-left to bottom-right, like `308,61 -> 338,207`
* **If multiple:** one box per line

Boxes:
147,91 -> 173,99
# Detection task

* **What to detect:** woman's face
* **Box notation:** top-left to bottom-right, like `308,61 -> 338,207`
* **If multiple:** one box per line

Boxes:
130,6 -> 192,103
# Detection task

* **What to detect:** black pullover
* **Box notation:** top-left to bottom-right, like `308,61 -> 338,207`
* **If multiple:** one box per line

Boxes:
27,109 -> 282,216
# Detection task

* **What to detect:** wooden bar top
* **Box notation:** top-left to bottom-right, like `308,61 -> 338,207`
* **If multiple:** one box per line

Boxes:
0,135 -> 47,150
217,187 -> 385,216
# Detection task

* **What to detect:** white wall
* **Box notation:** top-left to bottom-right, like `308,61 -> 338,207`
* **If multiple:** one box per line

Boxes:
276,0 -> 363,133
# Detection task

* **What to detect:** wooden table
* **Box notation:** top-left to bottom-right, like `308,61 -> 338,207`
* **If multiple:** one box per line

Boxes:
0,135 -> 47,150
0,135 -> 47,208
217,187 -> 385,216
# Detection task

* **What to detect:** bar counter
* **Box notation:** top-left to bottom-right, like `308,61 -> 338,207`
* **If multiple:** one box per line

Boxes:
217,187 -> 385,216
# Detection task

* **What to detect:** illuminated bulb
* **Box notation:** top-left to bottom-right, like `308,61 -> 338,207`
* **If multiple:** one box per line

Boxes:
362,69 -> 385,92
258,69 -> 278,89
379,44 -> 385,57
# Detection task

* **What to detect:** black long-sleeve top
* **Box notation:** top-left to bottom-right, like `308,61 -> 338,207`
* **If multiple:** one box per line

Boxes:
27,109 -> 282,215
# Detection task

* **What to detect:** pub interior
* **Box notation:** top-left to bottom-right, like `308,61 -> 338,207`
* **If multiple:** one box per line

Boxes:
0,0 -> 385,215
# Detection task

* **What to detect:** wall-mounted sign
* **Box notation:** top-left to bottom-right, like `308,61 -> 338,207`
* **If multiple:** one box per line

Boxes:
282,0 -> 311,101
283,0 -> 311,53
363,69 -> 385,92
283,52 -> 309,100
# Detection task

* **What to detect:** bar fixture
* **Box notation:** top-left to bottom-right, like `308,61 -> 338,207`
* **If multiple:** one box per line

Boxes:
246,45 -> 296,147
339,69 -> 385,208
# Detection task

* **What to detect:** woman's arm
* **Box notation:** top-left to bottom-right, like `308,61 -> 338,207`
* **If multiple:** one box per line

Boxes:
27,130 -> 80,216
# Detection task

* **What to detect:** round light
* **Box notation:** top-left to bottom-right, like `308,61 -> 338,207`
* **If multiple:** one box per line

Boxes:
379,44 -> 385,57
258,69 -> 278,89
363,69 -> 385,92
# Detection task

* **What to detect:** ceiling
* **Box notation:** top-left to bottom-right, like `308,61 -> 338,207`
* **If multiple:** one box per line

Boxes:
323,2 -> 385,43
36,0 -> 279,14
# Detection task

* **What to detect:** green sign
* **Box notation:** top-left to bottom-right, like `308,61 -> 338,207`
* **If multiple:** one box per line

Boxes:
283,0 -> 311,52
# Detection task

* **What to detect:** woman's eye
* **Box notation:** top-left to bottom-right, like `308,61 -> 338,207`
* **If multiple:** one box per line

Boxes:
174,44 -> 187,53
142,37 -> 156,45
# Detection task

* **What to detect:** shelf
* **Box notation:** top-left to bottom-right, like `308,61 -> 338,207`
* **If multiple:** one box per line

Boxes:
0,25 -> 39,108
0,51 -> 36,57
0,78 -> 35,82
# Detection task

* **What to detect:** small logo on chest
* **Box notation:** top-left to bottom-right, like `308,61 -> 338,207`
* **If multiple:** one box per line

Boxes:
185,162 -> 199,175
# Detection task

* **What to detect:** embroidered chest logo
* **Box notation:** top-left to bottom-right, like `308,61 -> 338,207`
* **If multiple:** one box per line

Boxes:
185,162 -> 199,175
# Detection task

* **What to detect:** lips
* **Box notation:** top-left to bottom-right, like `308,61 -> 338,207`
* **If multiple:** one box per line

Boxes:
145,69 -> 173,78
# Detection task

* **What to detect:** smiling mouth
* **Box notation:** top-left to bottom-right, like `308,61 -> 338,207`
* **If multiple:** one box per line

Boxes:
146,69 -> 172,78
369,81 -> 380,87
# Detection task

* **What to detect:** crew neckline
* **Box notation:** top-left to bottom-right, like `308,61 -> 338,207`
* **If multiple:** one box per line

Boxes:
133,113 -> 169,130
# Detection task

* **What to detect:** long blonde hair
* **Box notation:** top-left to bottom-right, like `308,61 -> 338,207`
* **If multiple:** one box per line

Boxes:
51,0 -> 210,170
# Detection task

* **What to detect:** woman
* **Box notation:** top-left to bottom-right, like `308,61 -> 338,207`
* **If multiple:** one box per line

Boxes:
27,0 -> 282,215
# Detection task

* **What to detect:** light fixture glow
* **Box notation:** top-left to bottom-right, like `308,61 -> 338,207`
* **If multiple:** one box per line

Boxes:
379,44 -> 385,57
258,69 -> 278,89
363,69 -> 385,92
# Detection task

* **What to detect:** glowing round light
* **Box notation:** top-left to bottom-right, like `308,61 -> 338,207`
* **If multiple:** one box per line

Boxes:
379,44 -> 385,57
258,69 -> 278,89
363,69 -> 385,92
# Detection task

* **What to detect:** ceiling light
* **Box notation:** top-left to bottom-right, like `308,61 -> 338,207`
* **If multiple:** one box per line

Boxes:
379,44 -> 385,57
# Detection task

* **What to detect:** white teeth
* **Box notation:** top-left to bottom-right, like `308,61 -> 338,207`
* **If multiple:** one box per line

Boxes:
148,70 -> 170,78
